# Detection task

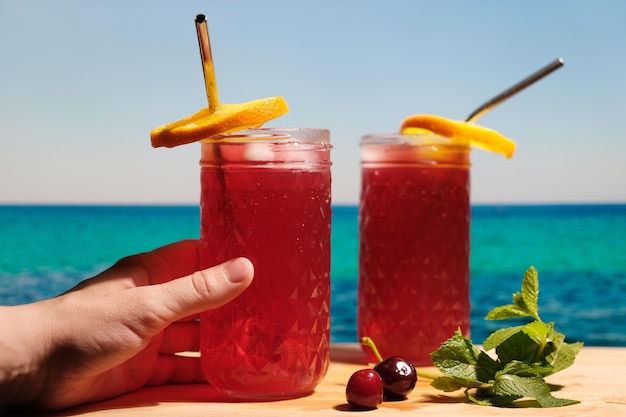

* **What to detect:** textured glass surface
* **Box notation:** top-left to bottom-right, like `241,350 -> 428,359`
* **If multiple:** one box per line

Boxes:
358,147 -> 470,365
200,137 -> 331,398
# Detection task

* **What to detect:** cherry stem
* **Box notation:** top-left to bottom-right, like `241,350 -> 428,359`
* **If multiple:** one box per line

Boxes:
360,336 -> 442,380
416,370 -> 442,380
360,337 -> 384,362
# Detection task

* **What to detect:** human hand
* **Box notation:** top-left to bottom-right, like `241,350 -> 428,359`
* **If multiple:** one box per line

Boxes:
0,240 -> 253,411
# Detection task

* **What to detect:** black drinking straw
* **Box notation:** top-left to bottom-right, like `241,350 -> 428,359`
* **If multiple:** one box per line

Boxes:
465,58 -> 564,123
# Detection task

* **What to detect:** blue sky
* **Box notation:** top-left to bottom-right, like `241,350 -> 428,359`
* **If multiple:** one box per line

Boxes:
1,1 -> 625,205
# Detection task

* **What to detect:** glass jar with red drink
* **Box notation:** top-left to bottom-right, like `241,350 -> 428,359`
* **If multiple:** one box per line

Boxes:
199,128 -> 332,399
358,133 -> 471,365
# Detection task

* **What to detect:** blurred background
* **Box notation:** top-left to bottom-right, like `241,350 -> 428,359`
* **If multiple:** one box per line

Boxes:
1,0 -> 625,205
1,1 -> 625,346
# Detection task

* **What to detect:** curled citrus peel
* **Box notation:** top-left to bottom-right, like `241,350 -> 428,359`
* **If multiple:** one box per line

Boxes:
150,96 -> 289,148
151,17 -> 290,149
400,114 -> 516,158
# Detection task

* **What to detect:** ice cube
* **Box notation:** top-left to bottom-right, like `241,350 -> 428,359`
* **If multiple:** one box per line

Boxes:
243,142 -> 275,161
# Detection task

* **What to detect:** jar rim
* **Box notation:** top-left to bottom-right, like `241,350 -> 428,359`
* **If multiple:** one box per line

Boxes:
361,132 -> 469,148
202,127 -> 331,144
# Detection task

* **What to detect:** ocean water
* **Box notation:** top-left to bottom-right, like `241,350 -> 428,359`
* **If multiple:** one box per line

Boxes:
1,204 -> 625,346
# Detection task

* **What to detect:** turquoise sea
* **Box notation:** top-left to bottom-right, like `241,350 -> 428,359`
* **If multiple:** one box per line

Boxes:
1,204 -> 625,346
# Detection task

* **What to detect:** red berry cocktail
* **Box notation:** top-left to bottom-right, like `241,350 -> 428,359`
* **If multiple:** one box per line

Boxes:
199,128 -> 332,399
358,133 -> 471,365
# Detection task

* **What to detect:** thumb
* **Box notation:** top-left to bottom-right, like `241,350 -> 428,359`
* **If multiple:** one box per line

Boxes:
139,257 -> 254,325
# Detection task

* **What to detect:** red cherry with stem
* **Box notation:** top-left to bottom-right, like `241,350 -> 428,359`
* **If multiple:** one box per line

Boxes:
345,369 -> 383,409
361,337 -> 418,399
374,356 -> 417,399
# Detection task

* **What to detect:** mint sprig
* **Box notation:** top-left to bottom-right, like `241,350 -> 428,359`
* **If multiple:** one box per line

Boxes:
430,266 -> 583,407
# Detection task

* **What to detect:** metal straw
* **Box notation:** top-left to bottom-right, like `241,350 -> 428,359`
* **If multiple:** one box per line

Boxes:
465,57 -> 564,123
195,14 -> 220,111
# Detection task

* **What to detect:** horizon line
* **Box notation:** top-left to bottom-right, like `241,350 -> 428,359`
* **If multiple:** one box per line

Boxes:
1,201 -> 626,208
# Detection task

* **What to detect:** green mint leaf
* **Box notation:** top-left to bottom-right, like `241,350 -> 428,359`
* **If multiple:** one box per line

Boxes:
484,321 -> 553,356
465,388 -> 521,407
495,329 -> 542,364
485,304 -> 530,320
499,360 -> 554,379
519,266 -> 540,319
512,291 -> 531,313
485,266 -> 541,321
431,267 -> 582,407
521,320 -> 553,345
483,326 -> 524,351
430,376 -> 482,392
549,327 -> 566,346
547,340 -> 584,373
430,329 -> 501,383
430,376 -> 462,392
492,374 -> 580,408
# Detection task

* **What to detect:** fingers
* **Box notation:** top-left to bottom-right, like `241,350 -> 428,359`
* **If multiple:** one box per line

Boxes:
129,257 -> 254,334
116,240 -> 203,287
73,240 -> 204,293
147,240 -> 202,284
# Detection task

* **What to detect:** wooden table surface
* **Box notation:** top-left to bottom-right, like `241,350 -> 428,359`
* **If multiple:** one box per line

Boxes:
8,344 -> 626,416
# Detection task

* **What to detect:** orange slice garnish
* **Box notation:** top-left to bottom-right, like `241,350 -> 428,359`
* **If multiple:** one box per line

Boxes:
400,114 -> 516,158
150,96 -> 289,148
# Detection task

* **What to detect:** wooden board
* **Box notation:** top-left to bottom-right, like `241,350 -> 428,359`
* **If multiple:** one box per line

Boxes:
8,344 -> 626,416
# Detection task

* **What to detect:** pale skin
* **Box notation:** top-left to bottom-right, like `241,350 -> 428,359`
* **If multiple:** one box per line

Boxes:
0,240 -> 254,411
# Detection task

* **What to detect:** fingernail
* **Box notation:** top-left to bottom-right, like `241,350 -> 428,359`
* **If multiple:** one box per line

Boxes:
223,257 -> 253,284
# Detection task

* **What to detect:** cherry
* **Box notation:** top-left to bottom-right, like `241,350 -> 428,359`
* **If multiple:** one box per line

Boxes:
360,337 -> 418,400
374,356 -> 417,399
345,369 -> 383,409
